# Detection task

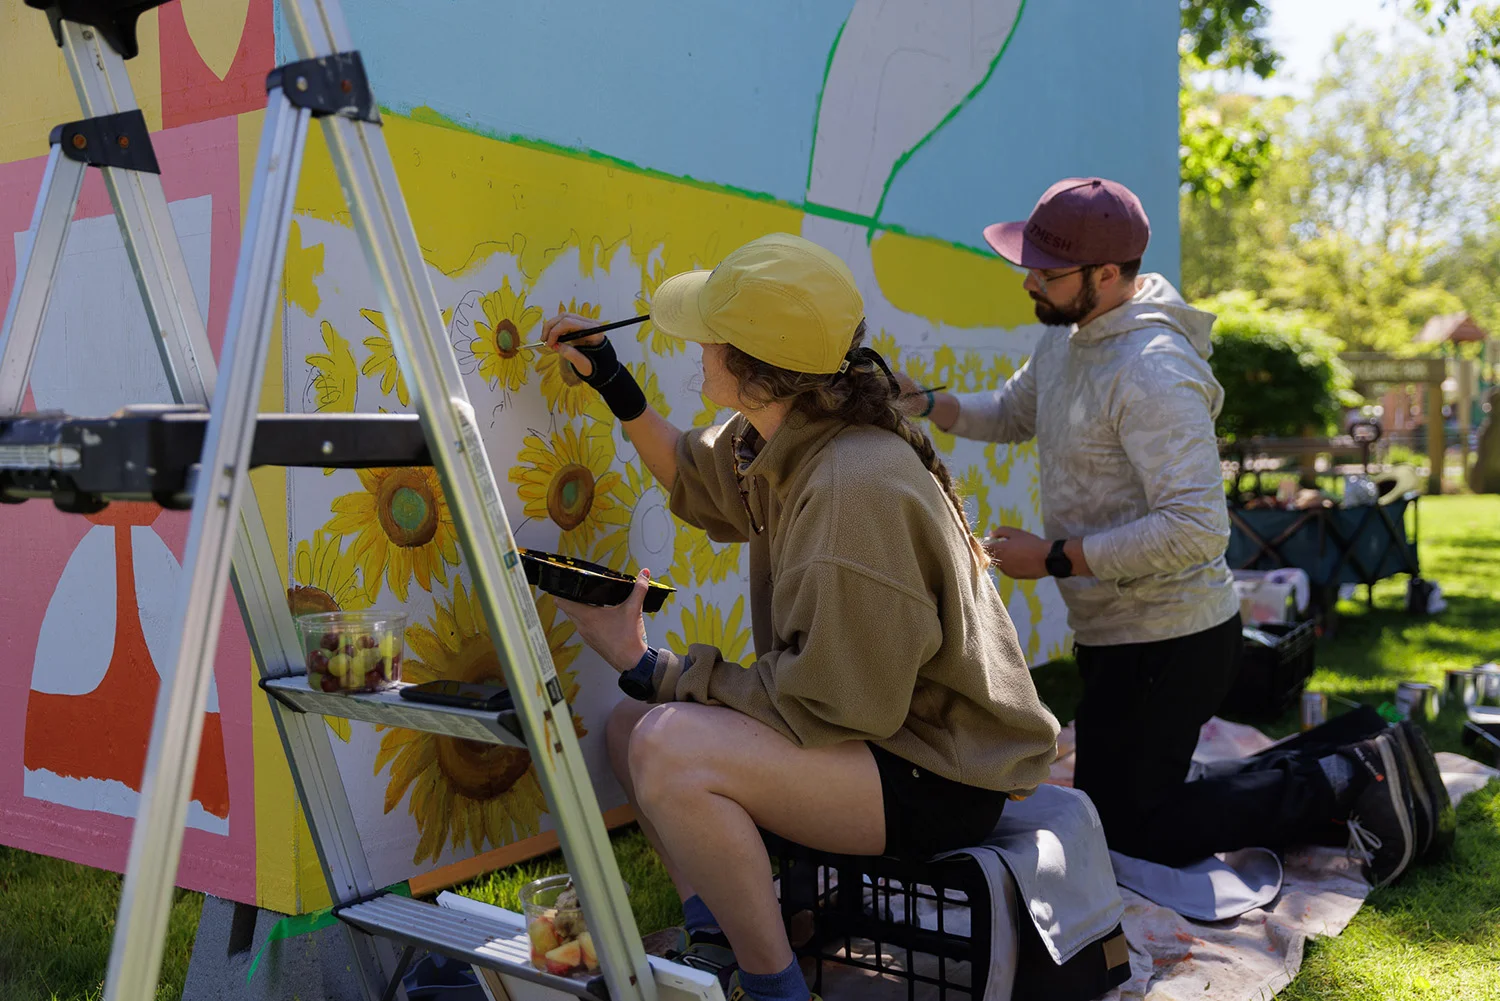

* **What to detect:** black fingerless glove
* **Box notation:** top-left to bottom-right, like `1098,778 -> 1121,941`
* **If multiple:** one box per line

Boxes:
572,338 -> 648,421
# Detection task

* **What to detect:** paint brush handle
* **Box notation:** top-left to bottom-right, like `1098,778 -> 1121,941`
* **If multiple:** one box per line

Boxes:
519,313 -> 650,351
899,384 -> 947,398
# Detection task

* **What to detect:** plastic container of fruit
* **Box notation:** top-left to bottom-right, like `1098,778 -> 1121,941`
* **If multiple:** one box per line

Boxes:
295,610 -> 406,694
521,874 -> 602,977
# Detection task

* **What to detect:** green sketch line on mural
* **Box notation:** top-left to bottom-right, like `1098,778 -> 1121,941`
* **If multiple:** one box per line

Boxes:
867,0 -> 1028,238
400,105 -> 1008,266
805,13 -> 850,195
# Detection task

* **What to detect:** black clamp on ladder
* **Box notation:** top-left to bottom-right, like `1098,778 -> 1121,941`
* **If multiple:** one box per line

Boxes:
268,50 -> 382,124
24,0 -> 171,60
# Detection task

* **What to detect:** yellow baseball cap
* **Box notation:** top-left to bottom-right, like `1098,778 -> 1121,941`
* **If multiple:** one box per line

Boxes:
649,233 -> 864,375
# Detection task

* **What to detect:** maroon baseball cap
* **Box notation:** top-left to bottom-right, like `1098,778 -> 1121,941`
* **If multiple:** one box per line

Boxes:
983,177 -> 1150,270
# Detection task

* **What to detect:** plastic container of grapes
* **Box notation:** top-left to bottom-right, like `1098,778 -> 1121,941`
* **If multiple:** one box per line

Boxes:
521,874 -> 605,976
295,610 -> 406,694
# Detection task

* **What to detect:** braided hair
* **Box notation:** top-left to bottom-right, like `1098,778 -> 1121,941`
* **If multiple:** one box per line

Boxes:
721,321 -> 989,571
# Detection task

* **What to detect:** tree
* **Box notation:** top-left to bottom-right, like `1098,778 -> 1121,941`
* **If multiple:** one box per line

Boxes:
1408,1 -> 1500,86
1179,2 -> 1279,205
1201,292 -> 1357,440
1180,0 -> 1278,77
1182,32 -> 1500,352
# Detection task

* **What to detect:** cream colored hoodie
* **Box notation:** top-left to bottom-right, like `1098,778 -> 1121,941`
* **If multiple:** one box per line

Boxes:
950,274 -> 1239,646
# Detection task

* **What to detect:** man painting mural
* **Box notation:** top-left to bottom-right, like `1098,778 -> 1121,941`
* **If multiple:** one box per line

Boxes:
901,177 -> 1449,887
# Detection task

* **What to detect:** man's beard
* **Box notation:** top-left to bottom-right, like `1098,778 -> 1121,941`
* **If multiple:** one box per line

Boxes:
1032,279 -> 1097,326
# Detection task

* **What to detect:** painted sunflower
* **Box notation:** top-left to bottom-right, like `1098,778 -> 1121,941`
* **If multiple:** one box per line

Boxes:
870,329 -> 899,362
471,277 -> 543,391
691,393 -> 730,429
634,257 -> 683,356
509,424 -> 626,558
287,529 -> 371,742
536,299 -> 601,417
684,528 -> 743,586
583,360 -> 674,459
360,305 -> 457,409
667,594 -> 753,667
375,583 -> 585,863
591,461 -> 690,586
324,466 -> 461,603
307,320 -> 358,413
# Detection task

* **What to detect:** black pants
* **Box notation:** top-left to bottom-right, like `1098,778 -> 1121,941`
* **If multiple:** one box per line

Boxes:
1072,613 -> 1373,866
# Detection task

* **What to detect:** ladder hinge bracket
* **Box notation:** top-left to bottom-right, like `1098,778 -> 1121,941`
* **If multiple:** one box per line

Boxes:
268,51 -> 381,124
25,1 -> 169,59
48,109 -> 160,173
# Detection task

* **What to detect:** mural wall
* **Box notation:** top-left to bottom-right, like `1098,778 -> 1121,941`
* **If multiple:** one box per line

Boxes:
0,0 -> 1179,914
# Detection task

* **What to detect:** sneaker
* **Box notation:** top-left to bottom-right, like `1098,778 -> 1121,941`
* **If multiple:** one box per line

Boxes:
1392,721 -> 1455,860
1343,733 -> 1418,888
724,968 -> 821,1001
661,926 -> 736,975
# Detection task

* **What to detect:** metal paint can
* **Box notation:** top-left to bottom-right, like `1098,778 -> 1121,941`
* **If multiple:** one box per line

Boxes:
1300,691 -> 1327,731
1475,665 -> 1500,706
1395,681 -> 1442,722
1446,668 -> 1480,708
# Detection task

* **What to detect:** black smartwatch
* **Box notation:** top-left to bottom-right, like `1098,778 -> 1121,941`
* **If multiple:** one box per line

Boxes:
618,648 -> 659,702
1046,539 -> 1074,579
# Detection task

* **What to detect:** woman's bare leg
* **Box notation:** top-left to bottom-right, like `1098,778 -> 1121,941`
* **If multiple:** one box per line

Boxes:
625,703 -> 885,975
605,698 -> 698,900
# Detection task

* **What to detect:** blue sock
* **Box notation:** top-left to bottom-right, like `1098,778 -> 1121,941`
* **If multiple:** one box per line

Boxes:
738,959 -> 809,1001
681,894 -> 720,934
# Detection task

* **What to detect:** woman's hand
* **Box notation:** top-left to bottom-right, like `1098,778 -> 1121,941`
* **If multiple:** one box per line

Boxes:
542,310 -> 608,377
554,569 -> 652,673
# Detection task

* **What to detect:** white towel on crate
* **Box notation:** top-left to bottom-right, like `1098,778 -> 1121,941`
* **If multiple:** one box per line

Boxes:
937,783 -> 1127,999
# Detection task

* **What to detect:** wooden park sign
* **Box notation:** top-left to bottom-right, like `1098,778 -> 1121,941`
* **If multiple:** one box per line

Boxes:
1340,352 -> 1447,495
1341,352 -> 1446,388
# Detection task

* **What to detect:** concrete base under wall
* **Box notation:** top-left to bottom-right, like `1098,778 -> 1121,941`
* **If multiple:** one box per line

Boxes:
181,895 -> 372,1001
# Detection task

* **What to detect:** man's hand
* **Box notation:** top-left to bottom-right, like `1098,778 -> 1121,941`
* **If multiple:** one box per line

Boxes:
554,569 -> 652,673
985,526 -> 1049,580
893,371 -> 928,418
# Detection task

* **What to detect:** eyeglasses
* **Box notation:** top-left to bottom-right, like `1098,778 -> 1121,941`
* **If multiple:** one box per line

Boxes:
1029,266 -> 1087,295
731,431 -> 765,535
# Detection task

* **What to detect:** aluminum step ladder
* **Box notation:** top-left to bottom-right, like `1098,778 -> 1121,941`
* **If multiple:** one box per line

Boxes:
1,2 -> 663,999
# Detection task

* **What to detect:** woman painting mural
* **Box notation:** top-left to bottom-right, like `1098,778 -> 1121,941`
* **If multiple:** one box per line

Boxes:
543,233 -> 1059,1001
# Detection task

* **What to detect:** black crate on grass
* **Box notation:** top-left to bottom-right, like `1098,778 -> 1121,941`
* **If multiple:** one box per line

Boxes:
764,833 -> 1130,1001
1222,619 -> 1318,719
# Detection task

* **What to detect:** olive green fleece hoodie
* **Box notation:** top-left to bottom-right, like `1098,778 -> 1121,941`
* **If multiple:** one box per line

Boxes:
649,411 -> 1060,794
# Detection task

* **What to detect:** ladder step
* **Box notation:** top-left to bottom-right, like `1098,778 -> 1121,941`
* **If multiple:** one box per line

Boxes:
337,892 -> 608,999
262,677 -> 526,747
0,408 -> 430,511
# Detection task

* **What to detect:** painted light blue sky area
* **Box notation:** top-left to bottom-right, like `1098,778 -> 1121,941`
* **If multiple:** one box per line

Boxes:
289,1 -> 1178,272
331,0 -> 847,205
877,0 -> 1182,279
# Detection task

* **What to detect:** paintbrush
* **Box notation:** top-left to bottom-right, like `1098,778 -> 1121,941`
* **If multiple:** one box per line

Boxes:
517,313 -> 650,351
899,384 -> 947,397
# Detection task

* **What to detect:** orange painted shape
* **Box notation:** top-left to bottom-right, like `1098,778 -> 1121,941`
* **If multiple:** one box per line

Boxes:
22,524 -> 229,818
157,0 -> 274,130
84,501 -> 162,528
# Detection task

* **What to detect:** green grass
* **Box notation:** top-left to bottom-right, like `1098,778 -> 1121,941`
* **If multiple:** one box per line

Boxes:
1030,493 -> 1500,999
2,495 -> 1497,1000
0,846 -> 200,1001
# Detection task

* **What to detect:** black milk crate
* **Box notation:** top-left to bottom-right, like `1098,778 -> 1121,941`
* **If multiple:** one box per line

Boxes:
1223,619 -> 1318,719
766,833 -> 989,1000
763,833 -> 1130,1001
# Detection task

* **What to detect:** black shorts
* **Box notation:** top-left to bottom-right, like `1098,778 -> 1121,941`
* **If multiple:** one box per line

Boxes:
869,743 -> 1007,862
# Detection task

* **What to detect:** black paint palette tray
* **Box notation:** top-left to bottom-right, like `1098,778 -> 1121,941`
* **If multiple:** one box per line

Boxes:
518,548 -> 675,613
